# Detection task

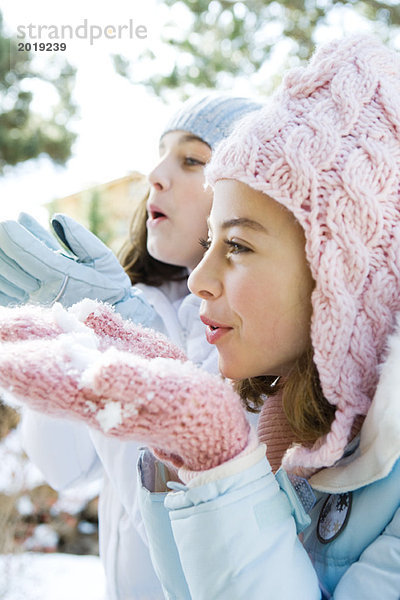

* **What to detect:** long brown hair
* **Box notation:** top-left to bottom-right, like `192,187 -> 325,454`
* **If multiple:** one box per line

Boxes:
118,190 -> 187,286
236,348 -> 336,446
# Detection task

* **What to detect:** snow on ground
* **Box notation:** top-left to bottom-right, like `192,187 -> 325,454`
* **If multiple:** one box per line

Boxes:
0,421 -> 105,599
0,552 -> 105,600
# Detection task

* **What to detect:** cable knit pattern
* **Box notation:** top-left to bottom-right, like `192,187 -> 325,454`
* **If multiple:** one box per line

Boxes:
0,301 -> 249,471
206,35 -> 400,471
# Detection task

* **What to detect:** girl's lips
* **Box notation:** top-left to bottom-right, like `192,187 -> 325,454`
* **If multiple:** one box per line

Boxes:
146,203 -> 168,227
147,215 -> 167,228
200,315 -> 233,345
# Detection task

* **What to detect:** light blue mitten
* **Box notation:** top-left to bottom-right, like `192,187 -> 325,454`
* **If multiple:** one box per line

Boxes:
0,213 -> 157,327
18,212 -> 64,251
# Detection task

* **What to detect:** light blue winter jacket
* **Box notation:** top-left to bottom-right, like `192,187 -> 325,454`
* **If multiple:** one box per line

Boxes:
136,323 -> 400,599
137,452 -> 400,599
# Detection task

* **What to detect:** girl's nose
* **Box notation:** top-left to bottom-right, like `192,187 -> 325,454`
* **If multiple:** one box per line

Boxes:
188,251 -> 222,300
148,158 -> 171,192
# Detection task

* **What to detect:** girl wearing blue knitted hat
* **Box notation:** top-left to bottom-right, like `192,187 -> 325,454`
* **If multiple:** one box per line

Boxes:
0,94 -> 260,600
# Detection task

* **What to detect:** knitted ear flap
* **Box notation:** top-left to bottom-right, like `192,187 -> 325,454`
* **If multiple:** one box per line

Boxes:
206,35 -> 400,472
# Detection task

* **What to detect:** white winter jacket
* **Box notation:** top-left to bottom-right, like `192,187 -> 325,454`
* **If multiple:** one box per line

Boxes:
22,280 -> 219,600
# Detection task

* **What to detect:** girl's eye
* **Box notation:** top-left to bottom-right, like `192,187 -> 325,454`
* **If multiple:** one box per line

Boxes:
184,157 -> 205,167
225,240 -> 250,256
199,237 -> 211,250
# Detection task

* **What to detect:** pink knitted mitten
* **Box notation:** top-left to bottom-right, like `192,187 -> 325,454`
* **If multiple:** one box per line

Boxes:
0,303 -> 249,472
0,299 -> 186,360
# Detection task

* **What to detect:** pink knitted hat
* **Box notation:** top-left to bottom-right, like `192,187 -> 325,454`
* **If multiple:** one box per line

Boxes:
206,35 -> 400,472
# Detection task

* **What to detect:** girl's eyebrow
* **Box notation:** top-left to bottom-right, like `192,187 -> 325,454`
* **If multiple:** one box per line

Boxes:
159,134 -> 207,154
178,134 -> 205,145
221,217 -> 268,233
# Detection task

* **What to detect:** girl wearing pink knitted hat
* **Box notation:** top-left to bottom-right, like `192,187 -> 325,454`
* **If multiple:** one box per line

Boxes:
189,34 -> 400,597
0,36 -> 399,598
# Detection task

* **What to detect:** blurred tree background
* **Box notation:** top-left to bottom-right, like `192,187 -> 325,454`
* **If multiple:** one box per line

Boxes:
113,0 -> 400,99
0,10 -> 77,173
2,0 -> 400,174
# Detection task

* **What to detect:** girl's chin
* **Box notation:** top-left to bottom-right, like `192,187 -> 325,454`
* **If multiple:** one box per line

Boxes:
148,248 -> 188,269
218,356 -> 275,382
147,244 -> 200,271
218,358 -> 247,381
146,242 -> 174,265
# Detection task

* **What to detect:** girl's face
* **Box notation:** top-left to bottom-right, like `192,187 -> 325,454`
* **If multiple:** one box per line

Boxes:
188,180 -> 314,380
146,130 -> 213,271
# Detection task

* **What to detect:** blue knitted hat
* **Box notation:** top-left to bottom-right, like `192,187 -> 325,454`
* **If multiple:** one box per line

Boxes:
161,94 -> 261,149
